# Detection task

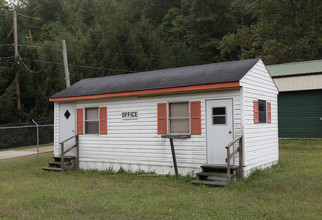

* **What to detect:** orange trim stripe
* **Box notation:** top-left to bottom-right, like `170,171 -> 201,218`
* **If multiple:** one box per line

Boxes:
50,82 -> 240,102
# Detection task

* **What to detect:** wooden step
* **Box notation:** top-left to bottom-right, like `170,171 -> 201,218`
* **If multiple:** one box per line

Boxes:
42,167 -> 62,172
48,161 -> 72,167
201,164 -> 238,170
196,172 -> 235,178
191,180 -> 228,186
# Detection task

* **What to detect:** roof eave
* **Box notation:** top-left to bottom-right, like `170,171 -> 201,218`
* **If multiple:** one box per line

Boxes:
271,71 -> 322,78
49,81 -> 240,102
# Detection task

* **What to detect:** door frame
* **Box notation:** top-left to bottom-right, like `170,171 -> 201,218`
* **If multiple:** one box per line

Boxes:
59,102 -> 76,155
205,98 -> 234,164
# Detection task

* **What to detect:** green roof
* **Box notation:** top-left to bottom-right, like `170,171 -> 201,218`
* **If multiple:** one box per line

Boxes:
267,60 -> 322,77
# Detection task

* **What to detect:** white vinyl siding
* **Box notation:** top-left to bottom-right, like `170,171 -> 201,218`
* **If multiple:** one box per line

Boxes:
54,102 -> 60,156
240,59 -> 279,176
52,89 -> 241,175
273,74 -> 322,92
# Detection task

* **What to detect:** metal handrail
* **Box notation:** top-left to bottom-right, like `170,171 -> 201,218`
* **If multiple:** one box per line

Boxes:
226,135 -> 243,182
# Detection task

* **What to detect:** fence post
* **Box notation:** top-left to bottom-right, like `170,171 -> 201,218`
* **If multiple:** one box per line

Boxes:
32,119 -> 39,163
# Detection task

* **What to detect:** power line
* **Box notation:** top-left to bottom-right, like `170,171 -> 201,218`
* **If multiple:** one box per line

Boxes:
69,63 -> 132,72
0,56 -> 14,60
18,51 -> 38,73
0,44 -> 13,47
17,44 -> 162,57
16,13 -> 41,20
16,43 -> 205,58
20,57 -> 133,72
18,44 -> 62,51
21,58 -> 64,66
2,46 -> 133,72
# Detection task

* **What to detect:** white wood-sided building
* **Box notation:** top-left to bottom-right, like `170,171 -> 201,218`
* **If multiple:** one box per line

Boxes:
48,58 -> 279,185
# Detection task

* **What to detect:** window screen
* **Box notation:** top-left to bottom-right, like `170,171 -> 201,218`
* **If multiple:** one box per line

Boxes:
213,107 -> 226,124
85,108 -> 99,134
169,102 -> 189,134
258,100 -> 266,123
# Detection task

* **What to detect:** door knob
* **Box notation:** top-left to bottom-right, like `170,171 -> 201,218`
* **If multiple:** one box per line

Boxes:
229,131 -> 232,134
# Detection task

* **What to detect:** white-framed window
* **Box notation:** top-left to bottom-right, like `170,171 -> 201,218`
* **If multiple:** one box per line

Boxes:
168,102 -> 190,134
85,107 -> 99,134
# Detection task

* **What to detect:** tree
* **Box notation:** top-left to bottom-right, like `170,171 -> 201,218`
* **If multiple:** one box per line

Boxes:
219,0 -> 322,64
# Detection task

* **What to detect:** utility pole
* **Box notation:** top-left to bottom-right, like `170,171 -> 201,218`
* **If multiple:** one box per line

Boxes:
62,40 -> 70,88
13,10 -> 21,110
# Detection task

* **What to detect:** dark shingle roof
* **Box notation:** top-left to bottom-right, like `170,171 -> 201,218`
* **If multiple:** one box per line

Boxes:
51,58 -> 259,99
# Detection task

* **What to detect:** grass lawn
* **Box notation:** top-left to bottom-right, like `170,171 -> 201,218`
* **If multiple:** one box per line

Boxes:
0,140 -> 321,219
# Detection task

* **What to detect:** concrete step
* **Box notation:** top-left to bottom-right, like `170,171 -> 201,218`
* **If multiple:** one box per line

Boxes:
191,180 -> 228,186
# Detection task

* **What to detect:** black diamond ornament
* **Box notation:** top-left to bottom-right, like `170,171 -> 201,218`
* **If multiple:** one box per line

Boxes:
64,110 -> 71,119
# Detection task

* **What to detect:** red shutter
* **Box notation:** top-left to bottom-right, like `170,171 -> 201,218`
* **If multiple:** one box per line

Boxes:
157,103 -> 167,134
190,101 -> 201,135
99,107 -> 107,135
76,108 -> 84,135
267,102 -> 271,124
253,100 -> 259,124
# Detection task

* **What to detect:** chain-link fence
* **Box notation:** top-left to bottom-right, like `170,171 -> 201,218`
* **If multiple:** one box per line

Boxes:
0,122 -> 53,150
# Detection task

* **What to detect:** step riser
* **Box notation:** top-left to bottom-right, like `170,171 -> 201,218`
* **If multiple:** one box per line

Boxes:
54,158 -> 75,162
48,162 -> 72,168
197,175 -> 234,181
197,175 -> 235,181
201,168 -> 235,174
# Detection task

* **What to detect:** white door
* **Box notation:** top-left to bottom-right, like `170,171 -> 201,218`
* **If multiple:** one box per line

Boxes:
59,103 -> 76,154
206,99 -> 233,165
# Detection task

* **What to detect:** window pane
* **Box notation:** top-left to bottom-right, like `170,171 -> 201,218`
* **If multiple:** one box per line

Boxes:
213,107 -> 225,115
170,119 -> 189,133
86,108 -> 98,120
169,103 -> 189,117
258,100 -> 266,123
213,116 -> 226,124
259,112 -> 266,123
85,121 -> 99,134
259,100 -> 266,112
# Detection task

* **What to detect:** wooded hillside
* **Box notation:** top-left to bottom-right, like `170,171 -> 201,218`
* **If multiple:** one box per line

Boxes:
0,0 -> 321,124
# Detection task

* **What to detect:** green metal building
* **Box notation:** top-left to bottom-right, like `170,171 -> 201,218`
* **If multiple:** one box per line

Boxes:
267,60 -> 322,138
